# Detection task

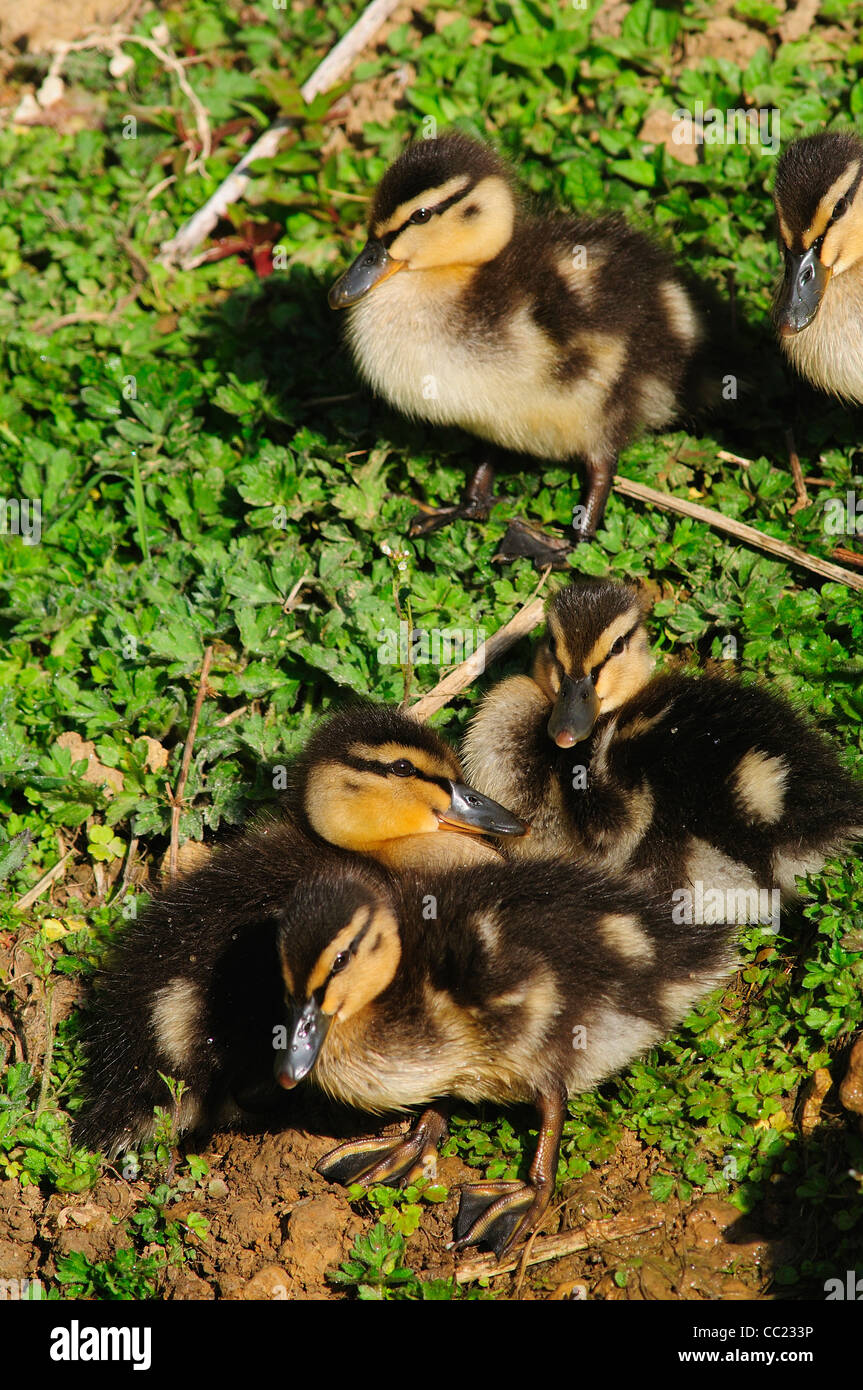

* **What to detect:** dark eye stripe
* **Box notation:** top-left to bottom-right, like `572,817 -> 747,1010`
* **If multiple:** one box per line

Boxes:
342,753 -> 451,794
589,620 -> 641,679
380,184 -> 475,247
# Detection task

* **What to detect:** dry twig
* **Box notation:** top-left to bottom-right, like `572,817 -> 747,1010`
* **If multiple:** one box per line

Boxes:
159,0 -> 403,267
451,1212 -> 663,1284
13,852 -> 73,914
168,647 -> 214,880
614,476 -> 863,591
409,594 -> 547,721
784,428 -> 810,514
299,0 -> 404,102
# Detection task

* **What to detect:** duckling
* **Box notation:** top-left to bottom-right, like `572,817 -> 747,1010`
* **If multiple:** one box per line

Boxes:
329,132 -> 704,553
462,577 -> 863,913
275,857 -> 738,1258
773,130 -> 863,402
290,702 -> 526,870
73,705 -> 525,1155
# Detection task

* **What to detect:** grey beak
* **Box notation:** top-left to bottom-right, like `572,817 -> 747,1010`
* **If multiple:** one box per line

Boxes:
775,246 -> 831,335
439,782 -> 528,838
548,674 -> 601,747
328,239 -> 402,309
274,999 -> 332,1089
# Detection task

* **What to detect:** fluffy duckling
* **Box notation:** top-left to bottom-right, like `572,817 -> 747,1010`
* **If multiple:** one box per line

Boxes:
73,823 -> 358,1157
290,703 -> 526,870
73,706 -> 525,1155
462,577 -> 863,911
773,131 -> 863,402
329,133 -> 703,551
275,858 -> 737,1258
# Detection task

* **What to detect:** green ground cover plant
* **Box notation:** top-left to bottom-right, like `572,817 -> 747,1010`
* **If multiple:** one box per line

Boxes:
1,0 -> 861,1300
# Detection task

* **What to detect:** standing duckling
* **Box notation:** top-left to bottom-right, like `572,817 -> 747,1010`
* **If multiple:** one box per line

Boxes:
275,859 -> 738,1258
773,130 -> 863,402
462,578 -> 863,912
329,132 -> 704,551
73,705 -> 525,1156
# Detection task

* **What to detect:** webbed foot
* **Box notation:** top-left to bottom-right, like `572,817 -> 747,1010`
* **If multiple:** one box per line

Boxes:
494,517 -> 573,569
317,1104 -> 449,1189
453,1181 -> 550,1260
409,462 -> 498,537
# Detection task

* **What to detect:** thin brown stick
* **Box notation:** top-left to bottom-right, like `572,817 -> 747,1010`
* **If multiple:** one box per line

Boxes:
215,704 -> 249,728
168,647 -> 214,880
833,547 -> 863,571
784,428 -> 810,514
409,595 -> 547,722
452,1213 -> 663,1284
32,289 -> 140,337
614,476 -> 863,591
13,852 -> 73,914
113,836 -> 139,904
717,449 -> 753,468
35,985 -> 55,1118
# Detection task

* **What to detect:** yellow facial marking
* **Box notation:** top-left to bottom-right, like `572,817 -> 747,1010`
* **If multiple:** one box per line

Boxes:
803,161 -> 861,249
319,907 -> 401,1022
546,611 -> 572,672
593,626 -> 653,711
583,611 -> 638,674
384,176 -> 515,270
307,908 -> 371,996
822,186 -> 863,275
530,643 -> 560,700
373,175 -> 470,239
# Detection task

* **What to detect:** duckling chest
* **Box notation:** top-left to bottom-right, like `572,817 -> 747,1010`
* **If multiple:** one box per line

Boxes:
344,274 -> 610,459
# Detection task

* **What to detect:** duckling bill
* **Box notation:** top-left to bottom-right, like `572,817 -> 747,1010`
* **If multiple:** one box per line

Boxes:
329,133 -> 704,553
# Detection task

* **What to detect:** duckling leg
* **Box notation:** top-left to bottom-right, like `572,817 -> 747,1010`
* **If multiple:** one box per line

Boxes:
453,1088 -> 565,1260
316,1103 -> 450,1188
572,451 -> 616,543
409,462 -> 498,536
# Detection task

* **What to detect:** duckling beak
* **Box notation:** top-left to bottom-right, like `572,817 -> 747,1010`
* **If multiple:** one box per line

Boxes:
548,675 -> 600,747
775,246 -> 831,335
438,782 -> 528,838
328,239 -> 404,309
274,999 -> 332,1089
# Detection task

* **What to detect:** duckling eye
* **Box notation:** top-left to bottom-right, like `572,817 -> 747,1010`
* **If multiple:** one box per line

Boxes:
331,950 -> 350,975
831,196 -> 848,221
410,207 -> 432,224
389,758 -> 416,777
610,635 -> 627,657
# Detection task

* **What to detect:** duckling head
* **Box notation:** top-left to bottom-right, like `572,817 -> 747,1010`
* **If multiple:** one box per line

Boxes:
298,704 -> 527,852
773,131 -> 863,336
329,133 -> 516,308
533,580 -> 653,747
274,869 -> 400,1088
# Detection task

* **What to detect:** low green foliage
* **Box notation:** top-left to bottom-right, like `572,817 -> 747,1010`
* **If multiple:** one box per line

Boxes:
329,1221 -> 490,1300
1,0 -> 861,1299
